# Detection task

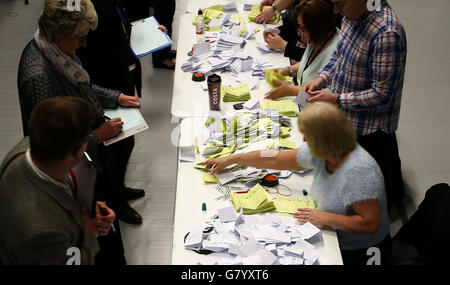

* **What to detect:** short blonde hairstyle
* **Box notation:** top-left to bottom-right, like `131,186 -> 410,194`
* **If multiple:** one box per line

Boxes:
38,0 -> 98,42
298,102 -> 356,160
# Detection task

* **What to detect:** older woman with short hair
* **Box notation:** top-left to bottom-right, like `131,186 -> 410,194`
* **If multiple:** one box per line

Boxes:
17,0 -> 143,225
204,102 -> 391,265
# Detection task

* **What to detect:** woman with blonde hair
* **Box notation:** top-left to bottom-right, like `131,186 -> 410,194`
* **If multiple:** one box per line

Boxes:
203,102 -> 391,265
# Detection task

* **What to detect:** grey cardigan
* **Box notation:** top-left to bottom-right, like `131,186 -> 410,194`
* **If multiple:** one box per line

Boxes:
17,39 -> 121,137
0,137 -> 99,264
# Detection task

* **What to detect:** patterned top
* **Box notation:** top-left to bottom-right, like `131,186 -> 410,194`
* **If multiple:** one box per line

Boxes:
320,0 -> 407,135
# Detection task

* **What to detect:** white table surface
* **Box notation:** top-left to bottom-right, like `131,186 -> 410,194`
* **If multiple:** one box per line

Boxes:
171,12 -> 290,121
171,117 -> 344,265
170,4 -> 343,265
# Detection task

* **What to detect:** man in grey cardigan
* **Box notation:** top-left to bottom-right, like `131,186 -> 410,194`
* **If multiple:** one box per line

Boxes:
0,97 -> 115,264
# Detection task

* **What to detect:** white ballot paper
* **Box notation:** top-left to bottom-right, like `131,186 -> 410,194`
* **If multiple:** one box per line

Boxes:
293,90 -> 311,107
217,206 -> 238,223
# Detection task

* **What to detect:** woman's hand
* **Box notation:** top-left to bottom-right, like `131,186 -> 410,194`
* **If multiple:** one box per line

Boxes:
158,25 -> 168,34
293,208 -> 329,227
272,67 -> 290,76
303,77 -> 325,93
96,118 -> 123,142
265,81 -> 297,99
255,5 -> 276,24
118,94 -> 140,108
95,202 -> 115,236
203,156 -> 233,175
265,33 -> 287,51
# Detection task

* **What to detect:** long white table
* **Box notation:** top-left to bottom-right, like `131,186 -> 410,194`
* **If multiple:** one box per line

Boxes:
170,3 -> 343,265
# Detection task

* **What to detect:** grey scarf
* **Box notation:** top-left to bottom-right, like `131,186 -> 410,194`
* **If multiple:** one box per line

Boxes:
33,29 -> 91,85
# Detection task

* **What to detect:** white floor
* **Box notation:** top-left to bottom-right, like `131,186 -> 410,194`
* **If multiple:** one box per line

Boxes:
0,0 -> 449,264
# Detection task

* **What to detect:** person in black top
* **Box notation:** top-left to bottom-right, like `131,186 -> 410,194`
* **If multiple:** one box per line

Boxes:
122,0 -> 176,70
77,0 -> 146,226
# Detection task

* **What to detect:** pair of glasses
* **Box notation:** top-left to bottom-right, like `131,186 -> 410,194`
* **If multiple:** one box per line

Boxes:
72,34 -> 88,44
296,24 -> 305,35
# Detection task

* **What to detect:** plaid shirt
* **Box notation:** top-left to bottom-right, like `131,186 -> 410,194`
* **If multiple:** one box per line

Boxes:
320,1 -> 407,135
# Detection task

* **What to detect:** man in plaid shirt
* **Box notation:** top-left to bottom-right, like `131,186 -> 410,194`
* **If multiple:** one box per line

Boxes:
304,0 -> 407,214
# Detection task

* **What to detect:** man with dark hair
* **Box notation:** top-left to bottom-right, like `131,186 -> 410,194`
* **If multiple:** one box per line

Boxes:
0,97 -> 115,265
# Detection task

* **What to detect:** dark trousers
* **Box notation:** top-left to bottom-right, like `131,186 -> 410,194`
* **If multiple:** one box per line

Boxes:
152,0 -> 175,63
340,234 -> 392,265
97,135 -> 135,207
357,131 -> 405,215
95,219 -> 127,264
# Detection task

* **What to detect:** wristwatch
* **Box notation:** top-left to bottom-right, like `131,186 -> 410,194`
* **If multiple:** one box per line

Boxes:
288,66 -> 293,77
272,3 -> 278,13
335,94 -> 342,107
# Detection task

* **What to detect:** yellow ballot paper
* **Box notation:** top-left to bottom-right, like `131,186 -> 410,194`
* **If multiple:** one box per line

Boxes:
231,184 -> 276,214
202,173 -> 219,184
274,196 -> 316,216
222,83 -> 251,102
280,126 -> 291,138
265,69 -> 293,88
248,5 -> 280,24
260,100 -> 299,117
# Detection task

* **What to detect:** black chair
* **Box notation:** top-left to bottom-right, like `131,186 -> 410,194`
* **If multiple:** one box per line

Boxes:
392,183 -> 450,264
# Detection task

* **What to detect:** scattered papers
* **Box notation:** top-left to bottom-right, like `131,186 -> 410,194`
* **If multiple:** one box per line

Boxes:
185,212 -> 328,265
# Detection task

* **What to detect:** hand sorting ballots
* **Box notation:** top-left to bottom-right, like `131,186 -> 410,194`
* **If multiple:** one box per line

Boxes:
256,0 -> 276,23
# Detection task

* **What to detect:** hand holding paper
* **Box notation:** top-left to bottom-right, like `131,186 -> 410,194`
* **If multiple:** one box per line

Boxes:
118,94 -> 140,108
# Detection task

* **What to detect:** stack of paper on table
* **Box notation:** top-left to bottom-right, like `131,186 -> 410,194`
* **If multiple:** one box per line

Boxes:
248,5 -> 281,24
230,184 -> 275,214
274,196 -> 316,216
222,83 -> 251,102
260,100 -> 299,117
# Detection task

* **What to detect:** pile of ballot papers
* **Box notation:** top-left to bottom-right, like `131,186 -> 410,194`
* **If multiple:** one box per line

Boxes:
231,184 -> 276,214
222,83 -> 251,102
248,5 -> 281,24
260,100 -> 299,117
184,207 -> 335,265
191,109 -> 303,185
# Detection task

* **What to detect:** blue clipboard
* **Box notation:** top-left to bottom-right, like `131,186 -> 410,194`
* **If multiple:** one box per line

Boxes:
129,16 -> 173,58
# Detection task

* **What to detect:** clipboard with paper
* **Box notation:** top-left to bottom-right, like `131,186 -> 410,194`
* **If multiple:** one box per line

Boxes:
103,107 -> 149,146
130,16 -> 173,58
